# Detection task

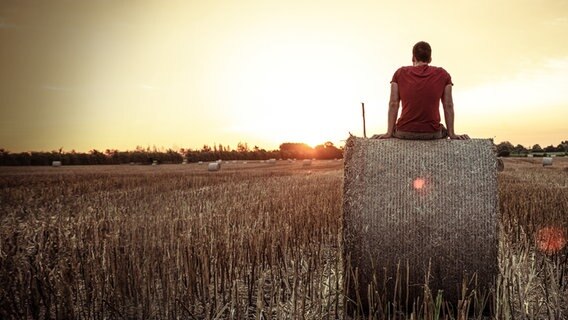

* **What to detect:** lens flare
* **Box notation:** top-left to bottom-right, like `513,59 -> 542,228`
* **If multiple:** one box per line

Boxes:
413,178 -> 426,190
536,226 -> 567,254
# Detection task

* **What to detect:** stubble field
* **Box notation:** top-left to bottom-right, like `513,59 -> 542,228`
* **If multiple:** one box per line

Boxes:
0,158 -> 567,319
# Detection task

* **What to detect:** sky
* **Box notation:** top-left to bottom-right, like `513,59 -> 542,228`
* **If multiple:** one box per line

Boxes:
1,0 -> 567,152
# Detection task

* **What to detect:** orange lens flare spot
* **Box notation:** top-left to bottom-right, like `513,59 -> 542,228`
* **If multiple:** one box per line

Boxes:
413,178 -> 426,190
536,226 -> 567,254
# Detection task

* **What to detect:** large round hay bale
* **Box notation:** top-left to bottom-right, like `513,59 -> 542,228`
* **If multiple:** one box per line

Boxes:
52,161 -> 62,167
208,162 -> 220,171
268,158 -> 276,164
543,157 -> 553,166
343,137 -> 498,311
302,159 -> 311,166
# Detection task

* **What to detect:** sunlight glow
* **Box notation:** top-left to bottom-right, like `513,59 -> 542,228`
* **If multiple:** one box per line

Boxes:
536,226 -> 567,255
0,1 -> 567,151
413,178 -> 426,190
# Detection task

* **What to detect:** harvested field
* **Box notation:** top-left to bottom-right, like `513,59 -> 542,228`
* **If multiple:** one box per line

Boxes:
0,157 -> 567,319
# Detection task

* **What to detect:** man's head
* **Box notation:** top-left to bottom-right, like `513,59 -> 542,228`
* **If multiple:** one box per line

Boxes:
412,41 -> 432,64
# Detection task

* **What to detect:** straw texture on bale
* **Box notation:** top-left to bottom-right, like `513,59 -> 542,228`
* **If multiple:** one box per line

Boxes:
543,157 -> 553,166
343,137 -> 498,308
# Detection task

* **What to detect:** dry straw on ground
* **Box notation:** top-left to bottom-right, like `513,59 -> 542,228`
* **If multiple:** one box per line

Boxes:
343,137 -> 499,311
0,157 -> 566,319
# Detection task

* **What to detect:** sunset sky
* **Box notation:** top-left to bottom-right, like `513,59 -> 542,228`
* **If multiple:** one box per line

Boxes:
1,0 -> 567,152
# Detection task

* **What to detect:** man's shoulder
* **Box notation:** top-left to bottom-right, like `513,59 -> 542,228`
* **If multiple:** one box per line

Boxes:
393,65 -> 451,73
396,66 -> 413,72
430,65 -> 451,75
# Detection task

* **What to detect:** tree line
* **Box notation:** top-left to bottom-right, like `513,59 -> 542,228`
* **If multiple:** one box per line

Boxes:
495,140 -> 568,157
0,142 -> 343,166
3,139 -> 563,165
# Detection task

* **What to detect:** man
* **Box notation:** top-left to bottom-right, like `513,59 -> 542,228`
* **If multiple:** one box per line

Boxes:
372,41 -> 469,140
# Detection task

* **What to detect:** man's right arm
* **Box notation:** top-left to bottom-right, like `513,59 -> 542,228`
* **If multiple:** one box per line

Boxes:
442,84 -> 469,140
386,83 -> 400,136
371,82 -> 400,139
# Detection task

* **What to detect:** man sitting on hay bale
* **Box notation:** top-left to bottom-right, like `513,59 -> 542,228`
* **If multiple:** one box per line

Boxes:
372,41 -> 470,140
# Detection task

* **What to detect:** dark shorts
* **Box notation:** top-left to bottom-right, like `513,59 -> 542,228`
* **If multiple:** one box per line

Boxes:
393,125 -> 448,140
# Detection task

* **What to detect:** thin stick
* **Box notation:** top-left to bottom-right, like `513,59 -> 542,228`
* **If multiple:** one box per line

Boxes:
361,102 -> 367,138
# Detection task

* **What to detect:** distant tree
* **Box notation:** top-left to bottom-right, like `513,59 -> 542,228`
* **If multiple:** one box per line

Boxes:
513,144 -> 527,154
496,141 -> 514,157
531,144 -> 543,153
237,142 -> 249,152
279,143 -> 314,159
544,145 -> 557,153
314,141 -> 343,159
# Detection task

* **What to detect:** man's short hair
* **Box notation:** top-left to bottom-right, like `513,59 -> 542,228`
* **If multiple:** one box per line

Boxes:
412,41 -> 431,62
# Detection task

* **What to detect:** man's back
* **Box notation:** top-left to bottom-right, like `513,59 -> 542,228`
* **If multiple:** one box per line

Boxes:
392,65 -> 452,133
372,41 -> 469,141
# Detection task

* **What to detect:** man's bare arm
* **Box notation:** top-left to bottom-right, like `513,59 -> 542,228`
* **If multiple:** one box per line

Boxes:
371,83 -> 399,139
442,84 -> 469,140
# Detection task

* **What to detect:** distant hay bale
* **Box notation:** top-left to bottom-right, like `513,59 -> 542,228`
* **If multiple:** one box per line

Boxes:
527,154 -> 534,158
268,158 -> 276,164
182,159 -> 188,164
198,161 -> 203,165
288,159 -> 293,163
243,161 -> 248,164
302,159 -> 311,166
52,161 -> 62,167
152,160 -> 158,166
208,162 -> 221,171
343,137 -> 498,309
543,157 -> 553,166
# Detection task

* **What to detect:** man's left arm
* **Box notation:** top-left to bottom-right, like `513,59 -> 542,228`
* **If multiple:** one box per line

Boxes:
442,84 -> 470,140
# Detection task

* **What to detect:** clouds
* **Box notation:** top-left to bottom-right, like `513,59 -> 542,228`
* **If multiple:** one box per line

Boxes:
457,57 -> 568,114
543,17 -> 568,26
41,84 -> 74,92
454,57 -> 568,144
0,17 -> 18,29
1,0 -> 568,152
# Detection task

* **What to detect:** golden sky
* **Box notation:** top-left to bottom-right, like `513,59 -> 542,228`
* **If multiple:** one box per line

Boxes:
1,0 -> 567,152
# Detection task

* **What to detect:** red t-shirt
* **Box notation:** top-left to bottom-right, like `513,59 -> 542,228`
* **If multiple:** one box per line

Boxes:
391,65 -> 453,132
